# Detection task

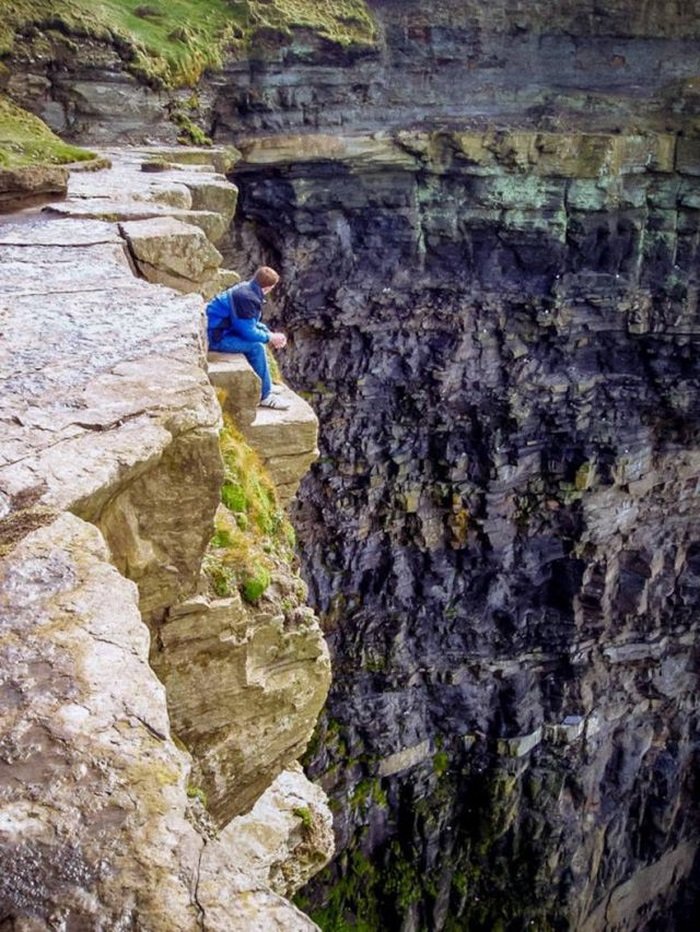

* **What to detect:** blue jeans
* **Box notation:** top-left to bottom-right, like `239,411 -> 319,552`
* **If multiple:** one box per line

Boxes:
211,335 -> 271,400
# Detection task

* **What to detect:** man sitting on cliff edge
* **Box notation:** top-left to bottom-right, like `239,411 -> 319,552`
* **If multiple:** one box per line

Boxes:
206,266 -> 290,411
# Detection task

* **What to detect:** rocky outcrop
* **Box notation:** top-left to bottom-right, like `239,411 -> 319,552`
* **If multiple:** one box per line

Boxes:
0,511 -> 314,930
0,148 -> 332,927
213,351 -> 321,505
230,121 -> 700,929
0,163 -> 68,211
4,1 -> 699,146
156,577 -> 331,826
221,763 -> 335,898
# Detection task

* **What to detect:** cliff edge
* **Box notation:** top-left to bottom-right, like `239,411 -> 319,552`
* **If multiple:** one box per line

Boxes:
0,148 -> 332,927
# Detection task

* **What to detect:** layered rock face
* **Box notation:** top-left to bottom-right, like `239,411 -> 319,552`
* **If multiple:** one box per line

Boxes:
230,120 -> 700,929
0,150 -> 332,927
5,1 -> 699,146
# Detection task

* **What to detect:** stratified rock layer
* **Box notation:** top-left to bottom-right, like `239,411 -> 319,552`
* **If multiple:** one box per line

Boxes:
231,124 -> 700,930
0,149 -> 332,928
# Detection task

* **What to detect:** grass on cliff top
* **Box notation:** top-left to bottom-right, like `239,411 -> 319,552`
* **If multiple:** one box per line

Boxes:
0,0 -> 376,88
202,413 -> 295,604
0,94 -> 95,168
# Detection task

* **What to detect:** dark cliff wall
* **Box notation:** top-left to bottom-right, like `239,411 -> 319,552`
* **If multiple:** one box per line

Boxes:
212,0 -> 700,138
228,123 -> 700,929
213,5 -> 700,931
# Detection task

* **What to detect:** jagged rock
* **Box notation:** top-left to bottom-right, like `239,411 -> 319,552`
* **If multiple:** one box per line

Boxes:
0,164 -> 68,211
221,764 -> 335,898
234,118 -> 700,929
155,580 -> 331,825
119,216 -> 223,292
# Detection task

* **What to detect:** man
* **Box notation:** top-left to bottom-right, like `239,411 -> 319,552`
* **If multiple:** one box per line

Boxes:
206,266 -> 289,410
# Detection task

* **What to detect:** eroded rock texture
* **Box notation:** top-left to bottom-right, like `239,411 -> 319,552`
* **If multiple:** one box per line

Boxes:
0,150 -> 332,927
231,122 -> 700,930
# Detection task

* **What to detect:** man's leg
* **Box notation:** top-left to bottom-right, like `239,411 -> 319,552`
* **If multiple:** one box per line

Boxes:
214,335 -> 272,400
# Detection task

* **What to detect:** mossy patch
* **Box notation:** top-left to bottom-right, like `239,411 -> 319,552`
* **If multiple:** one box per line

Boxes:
202,413 -> 295,604
0,95 -> 95,169
0,0 -> 376,89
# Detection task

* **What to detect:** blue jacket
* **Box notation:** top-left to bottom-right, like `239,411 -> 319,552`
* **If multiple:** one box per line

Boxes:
207,279 -> 271,345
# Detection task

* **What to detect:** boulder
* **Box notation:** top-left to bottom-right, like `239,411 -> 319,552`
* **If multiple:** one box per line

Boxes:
0,164 -> 68,212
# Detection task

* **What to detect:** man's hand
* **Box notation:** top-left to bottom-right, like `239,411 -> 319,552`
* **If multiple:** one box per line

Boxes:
269,332 -> 287,349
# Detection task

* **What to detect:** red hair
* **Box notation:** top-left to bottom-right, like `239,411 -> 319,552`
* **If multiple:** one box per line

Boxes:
254,266 -> 280,288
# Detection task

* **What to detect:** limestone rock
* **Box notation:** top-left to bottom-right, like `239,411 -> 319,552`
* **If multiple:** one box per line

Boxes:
207,354 -> 320,505
0,146 -> 330,930
120,215 -> 223,289
155,579 -> 331,826
0,164 -> 68,212
221,764 -> 335,898
0,513 -> 204,928
243,386 -> 320,505
208,351 -> 261,427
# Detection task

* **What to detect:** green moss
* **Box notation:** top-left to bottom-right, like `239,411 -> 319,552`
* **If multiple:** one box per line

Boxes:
186,783 -> 208,806
574,461 -> 592,491
433,750 -> 450,778
0,1 -> 376,89
241,565 -> 271,603
304,851 -> 381,932
350,778 -> 388,812
384,841 -> 422,912
293,805 -> 313,830
0,95 -> 95,168
172,109 -> 212,146
202,414 -> 295,604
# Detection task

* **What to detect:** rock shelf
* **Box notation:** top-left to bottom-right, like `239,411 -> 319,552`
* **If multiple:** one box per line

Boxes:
0,149 -> 332,929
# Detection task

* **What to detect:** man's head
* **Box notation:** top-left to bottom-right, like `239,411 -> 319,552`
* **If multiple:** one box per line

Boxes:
254,266 -> 280,294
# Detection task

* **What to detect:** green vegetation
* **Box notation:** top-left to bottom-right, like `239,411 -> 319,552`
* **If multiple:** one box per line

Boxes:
0,0 -> 376,89
298,850 -> 381,932
202,413 -> 295,603
293,805 -> 313,831
433,750 -> 450,778
186,783 -> 208,806
350,778 -> 388,812
0,95 -> 95,168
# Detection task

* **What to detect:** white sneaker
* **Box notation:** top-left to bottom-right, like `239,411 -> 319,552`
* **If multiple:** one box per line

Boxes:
259,394 -> 290,410
271,383 -> 284,394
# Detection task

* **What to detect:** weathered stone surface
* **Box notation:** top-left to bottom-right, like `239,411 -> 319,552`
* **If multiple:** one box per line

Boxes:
221,764 -> 334,898
208,351 -> 261,428
244,387 -> 319,460
0,512 -> 317,930
46,199 -> 228,244
155,579 -> 331,825
186,177 -> 239,224
0,513 -> 204,928
208,355 -> 320,504
378,740 -> 432,777
0,164 -> 68,211
0,146 -> 332,929
120,216 -> 223,287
